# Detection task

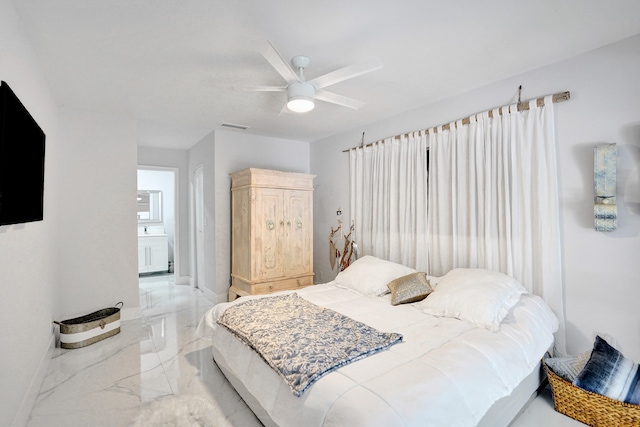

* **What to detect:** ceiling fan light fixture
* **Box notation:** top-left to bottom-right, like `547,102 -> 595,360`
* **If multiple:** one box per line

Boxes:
286,82 -> 315,113
287,97 -> 314,113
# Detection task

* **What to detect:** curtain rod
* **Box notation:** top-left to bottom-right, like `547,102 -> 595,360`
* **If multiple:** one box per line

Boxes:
342,90 -> 570,153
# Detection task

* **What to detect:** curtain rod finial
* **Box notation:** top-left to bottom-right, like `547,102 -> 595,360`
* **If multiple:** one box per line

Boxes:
518,85 -> 523,104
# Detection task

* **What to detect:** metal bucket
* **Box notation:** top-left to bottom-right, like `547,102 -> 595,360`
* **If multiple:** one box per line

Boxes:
54,302 -> 123,349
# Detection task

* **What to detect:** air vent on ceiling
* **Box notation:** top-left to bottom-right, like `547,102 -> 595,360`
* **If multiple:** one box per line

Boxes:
221,122 -> 250,130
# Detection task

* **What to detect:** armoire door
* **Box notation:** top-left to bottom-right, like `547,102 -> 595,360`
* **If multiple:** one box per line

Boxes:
254,188 -> 285,280
284,189 -> 312,277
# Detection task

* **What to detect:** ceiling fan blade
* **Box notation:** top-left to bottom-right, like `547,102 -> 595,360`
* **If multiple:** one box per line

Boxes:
245,85 -> 287,92
315,89 -> 365,110
309,57 -> 382,89
258,40 -> 300,83
278,102 -> 290,116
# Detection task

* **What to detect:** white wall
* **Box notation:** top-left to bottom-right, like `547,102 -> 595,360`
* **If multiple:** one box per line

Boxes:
186,126 -> 312,305
2,1 -> 140,424
56,106 -> 140,321
0,1 -> 60,424
188,131 -> 216,295
312,35 -> 640,361
212,129 -> 310,303
137,147 -> 190,284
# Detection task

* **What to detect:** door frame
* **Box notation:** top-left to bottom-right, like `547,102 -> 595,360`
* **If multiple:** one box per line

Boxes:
191,165 -> 205,289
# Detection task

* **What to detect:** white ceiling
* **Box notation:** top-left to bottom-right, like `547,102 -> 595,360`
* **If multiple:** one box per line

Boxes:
11,0 -> 640,150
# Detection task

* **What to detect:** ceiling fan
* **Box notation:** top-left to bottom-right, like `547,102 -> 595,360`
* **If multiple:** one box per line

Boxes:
252,40 -> 382,113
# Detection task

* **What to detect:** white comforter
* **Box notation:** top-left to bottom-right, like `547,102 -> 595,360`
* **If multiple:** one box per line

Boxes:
198,283 -> 558,427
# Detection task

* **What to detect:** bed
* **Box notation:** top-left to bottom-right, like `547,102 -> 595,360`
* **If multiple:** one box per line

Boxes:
197,256 -> 559,427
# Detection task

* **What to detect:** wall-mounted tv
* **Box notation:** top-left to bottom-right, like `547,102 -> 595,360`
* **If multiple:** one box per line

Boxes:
0,81 -> 46,226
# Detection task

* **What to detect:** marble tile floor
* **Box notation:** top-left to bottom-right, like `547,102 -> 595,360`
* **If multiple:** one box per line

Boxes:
26,274 -> 261,427
26,274 -> 583,427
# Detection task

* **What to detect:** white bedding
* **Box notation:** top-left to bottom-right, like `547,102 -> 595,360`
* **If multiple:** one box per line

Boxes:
198,282 -> 558,427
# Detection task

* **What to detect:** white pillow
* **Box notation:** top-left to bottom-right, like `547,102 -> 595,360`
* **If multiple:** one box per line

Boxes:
416,268 -> 527,331
335,255 -> 416,296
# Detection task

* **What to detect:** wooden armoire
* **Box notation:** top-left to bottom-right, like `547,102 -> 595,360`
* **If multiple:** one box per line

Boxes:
229,168 -> 315,300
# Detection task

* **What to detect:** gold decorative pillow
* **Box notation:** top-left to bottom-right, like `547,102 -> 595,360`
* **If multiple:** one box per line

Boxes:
387,272 -> 433,306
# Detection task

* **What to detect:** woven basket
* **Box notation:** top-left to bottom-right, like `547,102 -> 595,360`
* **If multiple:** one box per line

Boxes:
543,361 -> 640,427
54,302 -> 123,349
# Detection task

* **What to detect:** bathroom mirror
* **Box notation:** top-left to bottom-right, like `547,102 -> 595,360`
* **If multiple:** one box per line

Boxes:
137,190 -> 162,222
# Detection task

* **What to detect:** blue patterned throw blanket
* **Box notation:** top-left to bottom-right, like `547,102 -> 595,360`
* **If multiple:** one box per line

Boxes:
217,293 -> 403,397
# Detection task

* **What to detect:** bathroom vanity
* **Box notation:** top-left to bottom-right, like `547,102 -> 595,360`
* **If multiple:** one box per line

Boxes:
138,234 -> 168,274
137,189 -> 168,274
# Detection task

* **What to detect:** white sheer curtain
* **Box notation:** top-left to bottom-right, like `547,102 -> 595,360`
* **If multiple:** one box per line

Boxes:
427,96 -> 565,354
349,97 -> 565,354
349,132 -> 429,271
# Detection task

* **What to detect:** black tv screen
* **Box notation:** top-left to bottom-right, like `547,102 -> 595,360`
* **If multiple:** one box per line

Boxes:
0,81 -> 46,225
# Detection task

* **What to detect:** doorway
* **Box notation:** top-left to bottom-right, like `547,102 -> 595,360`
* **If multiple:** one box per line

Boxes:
137,167 -> 178,281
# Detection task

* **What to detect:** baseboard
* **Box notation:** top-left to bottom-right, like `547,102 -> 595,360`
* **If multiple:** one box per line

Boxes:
175,275 -> 190,286
201,286 -> 217,303
11,333 -> 55,427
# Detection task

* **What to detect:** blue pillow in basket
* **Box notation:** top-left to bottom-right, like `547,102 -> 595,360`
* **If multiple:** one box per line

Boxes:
573,335 -> 640,405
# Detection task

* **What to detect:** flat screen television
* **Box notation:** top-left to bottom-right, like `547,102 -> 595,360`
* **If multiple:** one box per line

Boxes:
0,81 -> 46,225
